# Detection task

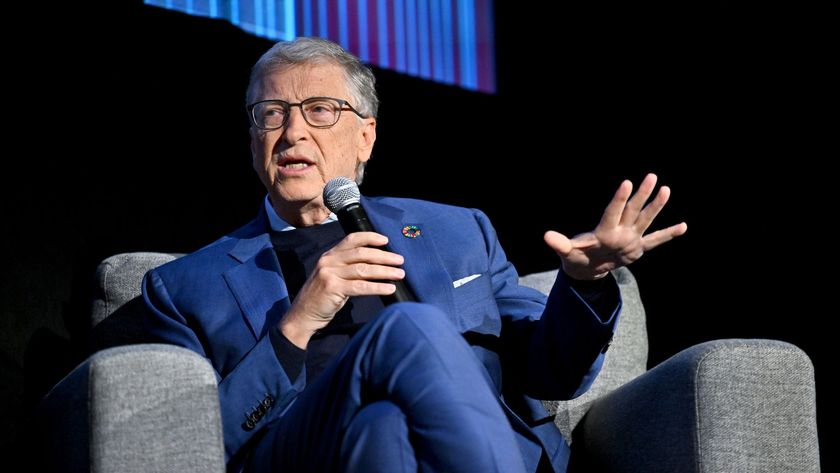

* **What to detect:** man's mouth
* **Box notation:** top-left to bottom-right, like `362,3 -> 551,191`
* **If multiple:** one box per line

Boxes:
282,162 -> 311,169
277,156 -> 315,170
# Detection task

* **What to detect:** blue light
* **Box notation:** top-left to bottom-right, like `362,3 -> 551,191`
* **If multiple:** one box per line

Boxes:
145,0 -> 494,92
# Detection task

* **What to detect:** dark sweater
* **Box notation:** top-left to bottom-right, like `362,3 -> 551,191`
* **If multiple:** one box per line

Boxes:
268,222 -> 385,383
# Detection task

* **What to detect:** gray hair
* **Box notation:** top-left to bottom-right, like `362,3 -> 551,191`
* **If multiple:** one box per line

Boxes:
246,37 -> 378,184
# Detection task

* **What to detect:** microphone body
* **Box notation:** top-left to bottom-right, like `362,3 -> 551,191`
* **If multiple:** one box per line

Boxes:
325,178 -> 417,304
335,202 -> 375,233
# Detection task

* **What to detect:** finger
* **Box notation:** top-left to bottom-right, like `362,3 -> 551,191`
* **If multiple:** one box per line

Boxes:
620,173 -> 658,226
599,180 -> 633,228
335,263 -> 406,282
335,246 -> 405,266
544,231 -> 573,256
640,222 -> 688,251
569,232 -> 600,250
332,232 -> 390,250
344,280 -> 399,297
635,185 -> 670,233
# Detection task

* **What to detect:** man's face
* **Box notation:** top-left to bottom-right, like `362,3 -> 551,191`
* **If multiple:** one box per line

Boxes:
250,63 -> 376,211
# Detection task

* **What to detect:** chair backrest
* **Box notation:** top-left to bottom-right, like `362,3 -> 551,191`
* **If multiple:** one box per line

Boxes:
88,253 -> 181,352
91,252 -> 181,326
92,253 -> 649,440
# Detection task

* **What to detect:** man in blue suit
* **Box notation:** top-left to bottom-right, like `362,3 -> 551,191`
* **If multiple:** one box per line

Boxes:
141,37 -> 687,472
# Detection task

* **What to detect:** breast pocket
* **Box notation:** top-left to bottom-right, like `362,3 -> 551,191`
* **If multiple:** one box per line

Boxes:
451,272 -> 501,334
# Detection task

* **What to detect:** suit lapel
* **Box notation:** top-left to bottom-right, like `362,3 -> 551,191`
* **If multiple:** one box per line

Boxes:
363,197 -> 456,318
224,229 -> 290,340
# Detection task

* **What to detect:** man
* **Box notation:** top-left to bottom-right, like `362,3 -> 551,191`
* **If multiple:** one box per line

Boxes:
141,37 -> 687,472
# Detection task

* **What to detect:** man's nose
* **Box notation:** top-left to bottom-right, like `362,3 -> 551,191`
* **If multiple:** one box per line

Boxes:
282,106 -> 309,142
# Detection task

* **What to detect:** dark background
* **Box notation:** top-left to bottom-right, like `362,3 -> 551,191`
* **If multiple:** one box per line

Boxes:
2,0 -> 832,469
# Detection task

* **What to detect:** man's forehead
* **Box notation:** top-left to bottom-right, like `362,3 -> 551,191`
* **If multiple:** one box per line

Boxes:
260,63 -> 348,99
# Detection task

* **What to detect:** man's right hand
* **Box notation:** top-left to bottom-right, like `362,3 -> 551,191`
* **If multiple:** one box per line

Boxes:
278,232 -> 406,349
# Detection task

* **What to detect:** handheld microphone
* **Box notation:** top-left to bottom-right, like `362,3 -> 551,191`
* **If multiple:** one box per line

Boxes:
323,177 -> 416,304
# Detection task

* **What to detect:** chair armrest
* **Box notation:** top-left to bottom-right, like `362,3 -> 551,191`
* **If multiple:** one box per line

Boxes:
570,339 -> 820,473
35,344 -> 225,473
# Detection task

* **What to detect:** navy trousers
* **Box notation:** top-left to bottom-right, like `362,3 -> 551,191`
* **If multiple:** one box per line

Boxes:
246,302 -> 527,472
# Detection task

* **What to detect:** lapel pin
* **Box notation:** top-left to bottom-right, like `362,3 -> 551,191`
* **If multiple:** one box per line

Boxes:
401,225 -> 421,238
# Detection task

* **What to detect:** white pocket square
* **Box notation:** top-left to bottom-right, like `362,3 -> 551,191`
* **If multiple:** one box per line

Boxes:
453,273 -> 482,288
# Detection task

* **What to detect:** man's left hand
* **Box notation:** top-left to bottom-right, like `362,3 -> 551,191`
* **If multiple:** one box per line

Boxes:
544,173 -> 688,281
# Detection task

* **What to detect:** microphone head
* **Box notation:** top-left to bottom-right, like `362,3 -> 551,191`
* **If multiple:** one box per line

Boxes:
323,177 -> 361,213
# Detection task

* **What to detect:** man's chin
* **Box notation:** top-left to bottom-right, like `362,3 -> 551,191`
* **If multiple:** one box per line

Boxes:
272,187 -> 323,207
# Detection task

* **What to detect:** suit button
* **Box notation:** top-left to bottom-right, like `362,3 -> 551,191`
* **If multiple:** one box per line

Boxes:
244,419 -> 256,431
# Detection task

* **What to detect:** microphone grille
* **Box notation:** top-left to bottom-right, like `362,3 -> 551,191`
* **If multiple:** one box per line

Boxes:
323,177 -> 361,212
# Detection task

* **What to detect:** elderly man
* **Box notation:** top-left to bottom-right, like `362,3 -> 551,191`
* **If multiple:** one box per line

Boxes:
141,37 -> 686,472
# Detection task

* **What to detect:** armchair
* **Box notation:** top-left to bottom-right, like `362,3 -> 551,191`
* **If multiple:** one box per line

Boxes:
34,252 -> 820,472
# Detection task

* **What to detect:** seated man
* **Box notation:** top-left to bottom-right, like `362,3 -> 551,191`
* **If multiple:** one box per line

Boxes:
140,37 -> 686,472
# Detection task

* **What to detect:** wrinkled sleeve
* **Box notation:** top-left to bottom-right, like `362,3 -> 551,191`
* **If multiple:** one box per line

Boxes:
472,209 -> 621,400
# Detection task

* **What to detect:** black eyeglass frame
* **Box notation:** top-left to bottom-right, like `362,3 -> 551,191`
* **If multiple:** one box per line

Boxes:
246,96 -> 367,130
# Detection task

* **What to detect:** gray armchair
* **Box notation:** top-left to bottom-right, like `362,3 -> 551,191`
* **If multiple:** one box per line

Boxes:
35,252 -> 820,472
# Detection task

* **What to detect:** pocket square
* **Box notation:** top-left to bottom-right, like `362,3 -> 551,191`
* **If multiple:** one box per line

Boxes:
453,273 -> 482,288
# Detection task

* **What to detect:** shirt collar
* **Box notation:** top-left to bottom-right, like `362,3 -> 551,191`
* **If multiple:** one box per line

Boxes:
264,195 -> 337,232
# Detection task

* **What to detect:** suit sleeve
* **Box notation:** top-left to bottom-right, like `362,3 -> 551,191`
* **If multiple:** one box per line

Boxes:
472,209 -> 621,400
141,269 -> 306,464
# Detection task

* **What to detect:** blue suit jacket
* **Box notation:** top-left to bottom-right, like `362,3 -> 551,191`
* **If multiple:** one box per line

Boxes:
141,196 -> 620,472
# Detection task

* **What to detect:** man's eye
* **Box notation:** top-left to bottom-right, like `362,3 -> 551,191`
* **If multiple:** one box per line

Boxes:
308,104 -> 331,114
263,107 -> 285,116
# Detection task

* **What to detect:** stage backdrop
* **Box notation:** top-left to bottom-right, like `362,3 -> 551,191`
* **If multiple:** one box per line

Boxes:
144,0 -> 496,92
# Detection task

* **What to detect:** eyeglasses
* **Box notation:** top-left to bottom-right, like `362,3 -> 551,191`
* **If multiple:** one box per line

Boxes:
247,96 -> 366,130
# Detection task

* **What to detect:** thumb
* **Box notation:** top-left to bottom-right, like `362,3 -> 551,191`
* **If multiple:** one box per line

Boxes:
544,231 -> 573,257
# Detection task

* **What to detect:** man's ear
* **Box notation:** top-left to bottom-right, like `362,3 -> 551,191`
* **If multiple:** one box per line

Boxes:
249,127 -> 258,160
357,118 -> 377,163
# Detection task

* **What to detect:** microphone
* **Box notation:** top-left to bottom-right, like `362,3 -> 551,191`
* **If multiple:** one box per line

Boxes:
323,177 -> 416,304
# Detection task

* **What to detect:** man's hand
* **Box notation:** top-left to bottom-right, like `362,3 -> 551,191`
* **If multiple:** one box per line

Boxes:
544,173 -> 688,281
279,232 -> 406,348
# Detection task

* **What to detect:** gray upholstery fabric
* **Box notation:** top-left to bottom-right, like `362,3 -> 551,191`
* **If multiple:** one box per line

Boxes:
90,345 -> 225,473
519,267 -> 648,440
88,253 -> 182,351
36,344 -> 225,473
571,339 -> 820,473
91,252 -> 180,326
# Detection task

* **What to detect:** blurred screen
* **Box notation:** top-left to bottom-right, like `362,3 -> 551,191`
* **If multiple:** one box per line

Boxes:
145,0 -> 496,92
